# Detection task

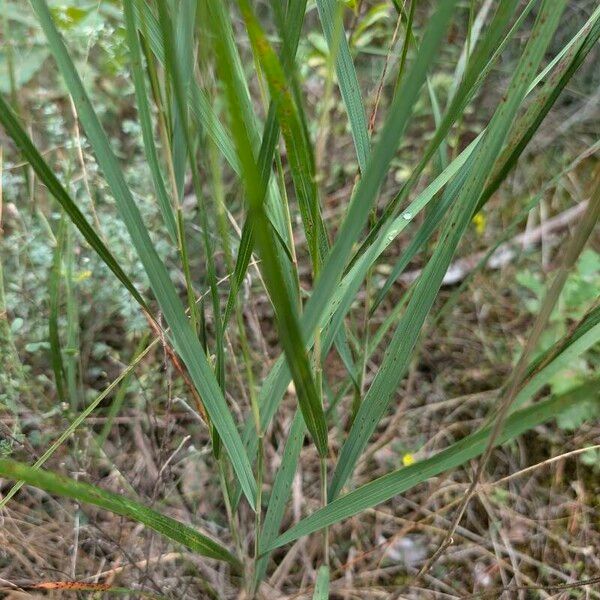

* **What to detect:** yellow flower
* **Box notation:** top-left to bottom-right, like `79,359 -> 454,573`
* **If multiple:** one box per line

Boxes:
472,212 -> 486,236
402,453 -> 415,467
74,269 -> 92,282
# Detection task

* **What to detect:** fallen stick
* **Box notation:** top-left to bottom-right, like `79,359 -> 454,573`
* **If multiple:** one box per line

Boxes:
397,201 -> 588,286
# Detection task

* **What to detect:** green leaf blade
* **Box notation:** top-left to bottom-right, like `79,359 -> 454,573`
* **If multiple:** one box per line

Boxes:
316,0 -> 370,172
0,459 -> 240,567
267,382 -> 599,552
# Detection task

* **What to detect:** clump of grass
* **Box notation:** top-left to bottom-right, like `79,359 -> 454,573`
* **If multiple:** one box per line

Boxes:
0,0 -> 599,597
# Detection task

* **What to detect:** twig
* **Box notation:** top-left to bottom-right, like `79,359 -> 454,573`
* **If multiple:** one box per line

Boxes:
484,444 -> 600,490
463,574 -> 600,598
396,200 -> 588,286
368,12 -> 403,135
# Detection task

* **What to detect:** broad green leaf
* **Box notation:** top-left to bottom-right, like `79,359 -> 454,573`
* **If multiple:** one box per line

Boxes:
266,380 -> 599,551
0,459 -> 240,567
29,0 -> 257,509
